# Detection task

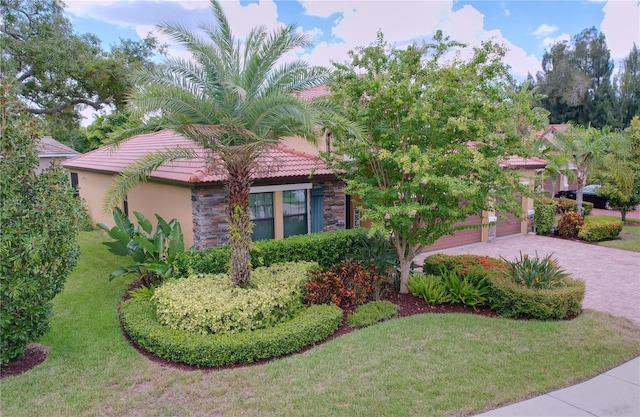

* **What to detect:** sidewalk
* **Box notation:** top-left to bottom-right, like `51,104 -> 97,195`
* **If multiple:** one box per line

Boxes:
414,234 -> 640,416
475,357 -> 640,417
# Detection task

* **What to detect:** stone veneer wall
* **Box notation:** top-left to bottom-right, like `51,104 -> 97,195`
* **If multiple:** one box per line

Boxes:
191,186 -> 229,249
191,179 -> 346,249
319,179 -> 346,231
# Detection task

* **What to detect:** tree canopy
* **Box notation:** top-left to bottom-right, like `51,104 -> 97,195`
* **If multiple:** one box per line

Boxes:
1,0 -> 162,131
325,32 -> 547,292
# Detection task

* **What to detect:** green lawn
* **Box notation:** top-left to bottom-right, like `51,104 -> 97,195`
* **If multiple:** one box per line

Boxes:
593,216 -> 640,252
2,231 -> 640,417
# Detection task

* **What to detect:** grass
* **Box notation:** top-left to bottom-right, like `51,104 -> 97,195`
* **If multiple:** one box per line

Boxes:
591,216 -> 640,252
2,230 -> 640,417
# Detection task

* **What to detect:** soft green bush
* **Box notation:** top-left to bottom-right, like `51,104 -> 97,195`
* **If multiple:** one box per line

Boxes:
120,298 -> 342,367
578,217 -> 623,241
554,198 -> 593,216
174,228 -> 370,277
534,200 -> 556,235
347,301 -> 399,328
407,273 -> 452,304
154,262 -> 315,334
489,277 -> 585,320
1,89 -> 81,364
501,252 -> 570,289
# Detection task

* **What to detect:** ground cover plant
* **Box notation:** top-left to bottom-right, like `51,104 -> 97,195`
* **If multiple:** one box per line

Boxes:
2,231 -> 640,417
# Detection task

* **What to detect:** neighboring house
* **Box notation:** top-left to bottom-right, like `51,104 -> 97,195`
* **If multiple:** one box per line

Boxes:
36,136 -> 79,175
62,129 -> 345,249
535,124 -> 578,197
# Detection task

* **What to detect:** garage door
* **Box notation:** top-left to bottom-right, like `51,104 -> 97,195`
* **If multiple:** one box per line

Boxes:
426,215 -> 483,251
496,211 -> 522,237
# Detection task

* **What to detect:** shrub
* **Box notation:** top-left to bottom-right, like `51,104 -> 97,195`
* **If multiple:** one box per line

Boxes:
554,198 -> 593,216
407,274 -> 452,304
305,260 -> 390,307
442,270 -> 489,309
347,231 -> 398,282
534,200 -> 556,235
120,298 -> 342,367
557,212 -> 584,238
154,262 -> 315,334
501,252 -> 570,289
1,87 -> 81,364
174,228 -> 370,277
578,217 -> 623,241
423,254 -> 507,283
347,301 -> 399,328
98,209 -> 186,288
489,277 -> 585,320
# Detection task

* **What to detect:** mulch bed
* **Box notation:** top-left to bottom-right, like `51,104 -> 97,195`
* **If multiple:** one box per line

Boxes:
1,291 -> 499,377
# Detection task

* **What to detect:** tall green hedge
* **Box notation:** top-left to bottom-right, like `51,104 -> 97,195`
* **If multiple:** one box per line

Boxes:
175,228 -> 371,277
534,200 -> 556,235
1,85 -> 81,364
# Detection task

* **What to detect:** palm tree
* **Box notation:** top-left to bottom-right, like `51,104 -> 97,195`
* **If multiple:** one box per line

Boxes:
551,125 -> 607,215
104,0 -> 352,287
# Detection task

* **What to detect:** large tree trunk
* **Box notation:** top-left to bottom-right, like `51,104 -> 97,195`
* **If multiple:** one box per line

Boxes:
225,160 -> 253,288
399,257 -> 413,294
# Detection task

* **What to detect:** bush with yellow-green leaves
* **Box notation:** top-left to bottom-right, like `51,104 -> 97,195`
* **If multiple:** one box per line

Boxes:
153,262 -> 315,335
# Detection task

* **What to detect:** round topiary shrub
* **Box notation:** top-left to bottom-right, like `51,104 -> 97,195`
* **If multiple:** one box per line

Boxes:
578,217 -> 623,241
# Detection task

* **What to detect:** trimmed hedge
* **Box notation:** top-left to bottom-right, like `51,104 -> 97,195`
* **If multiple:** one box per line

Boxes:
534,199 -> 556,235
154,262 -> 315,334
489,277 -> 585,320
579,217 -> 623,241
120,298 -> 342,367
347,300 -> 399,328
174,228 -> 370,277
421,254 -> 584,320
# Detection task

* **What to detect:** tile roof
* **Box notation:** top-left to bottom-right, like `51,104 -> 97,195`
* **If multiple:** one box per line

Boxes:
36,136 -> 79,157
62,129 -> 334,184
294,84 -> 330,101
501,156 -> 548,169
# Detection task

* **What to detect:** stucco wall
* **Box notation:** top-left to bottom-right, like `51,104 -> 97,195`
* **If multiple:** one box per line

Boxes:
70,169 -> 195,247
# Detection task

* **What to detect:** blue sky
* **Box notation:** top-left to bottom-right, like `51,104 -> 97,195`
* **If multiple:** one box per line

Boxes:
64,0 -> 638,80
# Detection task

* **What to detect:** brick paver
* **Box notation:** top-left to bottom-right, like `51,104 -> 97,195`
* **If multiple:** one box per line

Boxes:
415,234 -> 640,327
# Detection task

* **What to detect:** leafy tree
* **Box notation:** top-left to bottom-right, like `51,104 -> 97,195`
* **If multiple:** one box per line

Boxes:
591,117 -> 640,221
616,44 -> 640,128
86,111 -> 144,151
1,0 -> 162,132
325,32 -> 547,293
0,79 -> 81,364
103,0 -> 351,288
536,27 -> 615,128
551,125 -> 608,215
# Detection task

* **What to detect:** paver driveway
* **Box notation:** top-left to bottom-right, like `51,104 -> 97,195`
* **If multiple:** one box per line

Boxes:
415,234 -> 640,327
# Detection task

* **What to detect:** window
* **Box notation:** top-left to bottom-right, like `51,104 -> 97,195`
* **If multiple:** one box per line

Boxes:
123,194 -> 129,216
250,192 -> 274,240
283,189 -> 307,238
70,172 -> 79,197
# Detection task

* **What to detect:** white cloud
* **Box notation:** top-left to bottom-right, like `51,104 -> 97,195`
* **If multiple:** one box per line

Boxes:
542,33 -> 570,48
533,24 -> 558,38
601,0 -> 640,60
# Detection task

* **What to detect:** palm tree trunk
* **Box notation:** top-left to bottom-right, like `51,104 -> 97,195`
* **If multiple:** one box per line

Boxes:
226,160 -> 253,288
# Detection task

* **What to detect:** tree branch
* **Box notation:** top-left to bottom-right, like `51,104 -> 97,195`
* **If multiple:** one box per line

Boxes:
26,97 -> 113,115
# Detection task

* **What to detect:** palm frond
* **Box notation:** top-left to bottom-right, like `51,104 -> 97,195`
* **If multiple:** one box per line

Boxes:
103,146 -> 198,213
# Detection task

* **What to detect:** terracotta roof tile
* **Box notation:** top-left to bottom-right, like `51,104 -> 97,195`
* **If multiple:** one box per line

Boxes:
37,136 -> 79,157
501,155 -> 548,169
62,129 -> 333,184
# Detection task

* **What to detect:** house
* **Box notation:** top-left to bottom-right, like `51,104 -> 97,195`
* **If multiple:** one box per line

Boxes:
62,129 -> 345,249
534,124 -> 578,197
36,136 -> 79,174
